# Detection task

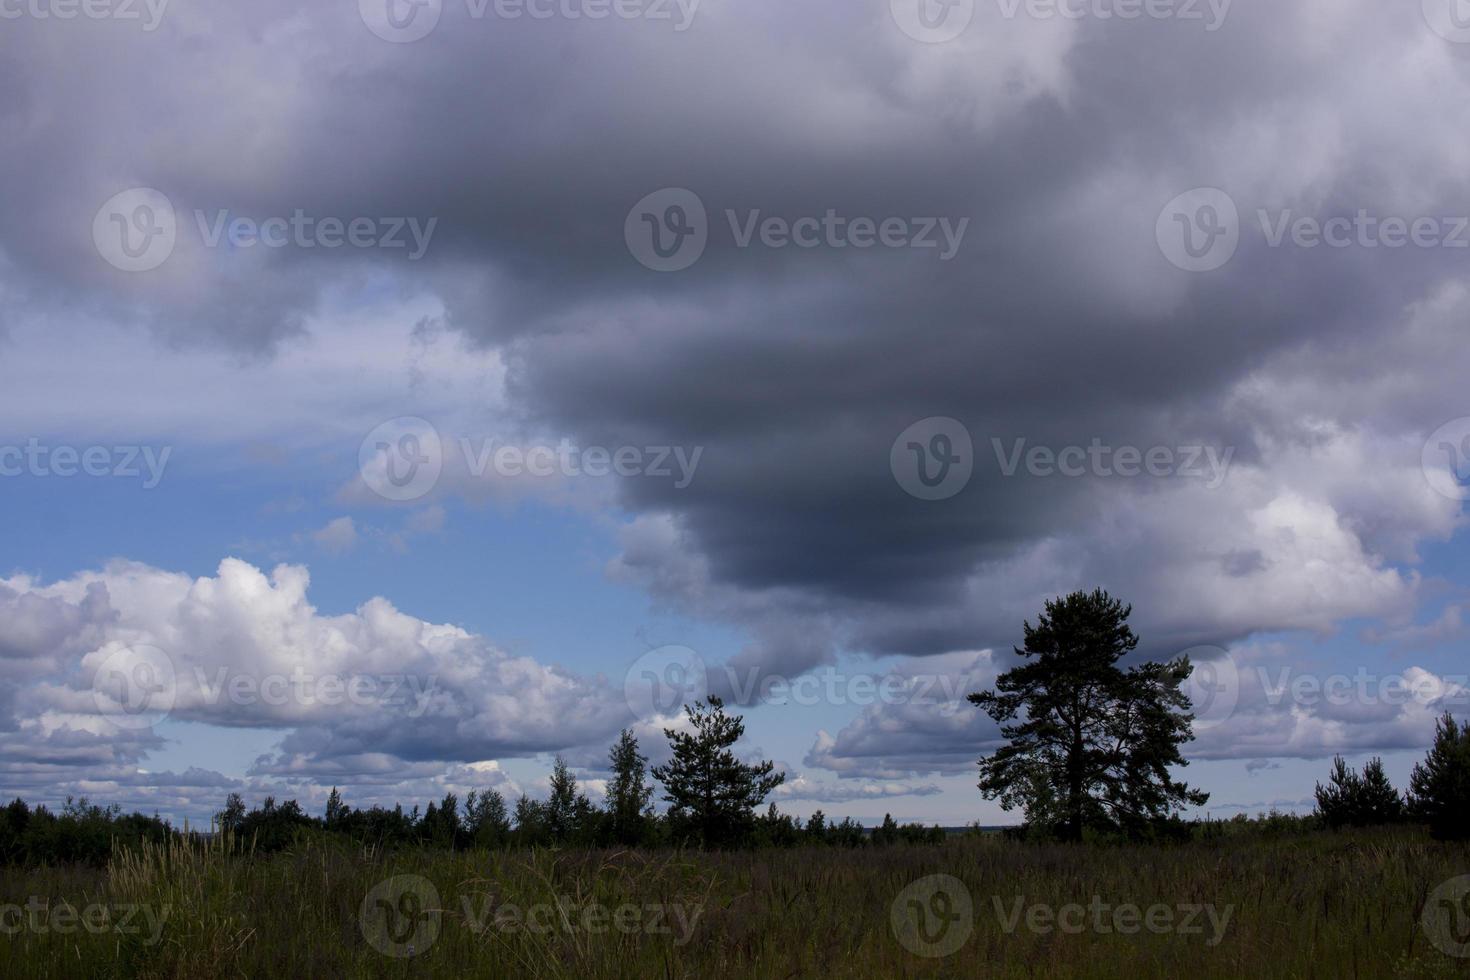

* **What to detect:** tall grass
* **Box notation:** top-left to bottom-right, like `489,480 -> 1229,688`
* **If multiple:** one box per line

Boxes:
1,826 -> 1467,978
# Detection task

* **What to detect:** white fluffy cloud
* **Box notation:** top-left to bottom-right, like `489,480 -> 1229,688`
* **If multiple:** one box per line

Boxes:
0,557 -> 634,817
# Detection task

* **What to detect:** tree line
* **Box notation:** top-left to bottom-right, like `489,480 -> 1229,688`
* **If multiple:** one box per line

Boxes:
0,696 -> 945,866
3,587 -> 1465,864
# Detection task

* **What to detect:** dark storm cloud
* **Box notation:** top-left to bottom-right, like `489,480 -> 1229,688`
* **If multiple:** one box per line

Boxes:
1,1 -> 1466,684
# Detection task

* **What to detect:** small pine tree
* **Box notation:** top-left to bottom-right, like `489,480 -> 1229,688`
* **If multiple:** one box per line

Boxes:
1315,756 -> 1362,829
1409,713 -> 1470,841
465,789 -> 511,848
872,813 -> 900,846
512,795 -> 548,847
805,810 -> 828,843
545,756 -> 591,844
1316,756 -> 1404,828
652,696 -> 785,848
1358,758 -> 1405,824
217,793 -> 246,834
606,730 -> 655,846
324,787 -> 349,829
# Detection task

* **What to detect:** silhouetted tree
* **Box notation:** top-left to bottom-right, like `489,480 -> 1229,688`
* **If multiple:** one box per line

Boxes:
969,589 -> 1208,841
465,789 -> 511,848
1409,713 -> 1470,840
605,730 -> 655,846
1315,756 -> 1402,828
324,787 -> 349,829
653,696 -> 785,848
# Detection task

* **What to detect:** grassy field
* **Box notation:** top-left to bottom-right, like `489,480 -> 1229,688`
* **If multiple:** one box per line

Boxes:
1,826 -> 1468,979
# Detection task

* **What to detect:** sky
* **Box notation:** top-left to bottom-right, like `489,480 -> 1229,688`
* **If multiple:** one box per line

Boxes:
2,0 -> 1470,827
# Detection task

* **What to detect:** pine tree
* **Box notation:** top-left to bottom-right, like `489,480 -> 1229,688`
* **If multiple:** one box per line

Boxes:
969,589 -> 1207,841
872,813 -> 900,846
1358,758 -> 1405,824
605,730 -> 655,846
465,789 -> 511,848
1315,756 -> 1362,829
544,757 -> 590,844
324,787 -> 348,829
1409,713 -> 1470,841
512,795 -> 548,847
652,696 -> 785,848
805,810 -> 828,843
1315,756 -> 1405,828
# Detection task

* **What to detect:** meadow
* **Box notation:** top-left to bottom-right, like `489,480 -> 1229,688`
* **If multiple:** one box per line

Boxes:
2,823 -> 1468,979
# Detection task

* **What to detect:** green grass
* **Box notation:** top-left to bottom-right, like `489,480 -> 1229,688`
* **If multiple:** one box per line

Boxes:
1,827 -> 1468,978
